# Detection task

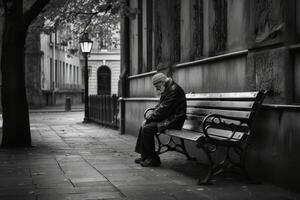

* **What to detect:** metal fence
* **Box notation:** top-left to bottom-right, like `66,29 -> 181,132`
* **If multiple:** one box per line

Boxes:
89,94 -> 119,129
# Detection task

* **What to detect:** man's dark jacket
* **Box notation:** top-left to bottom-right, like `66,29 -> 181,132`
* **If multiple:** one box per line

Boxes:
146,79 -> 186,132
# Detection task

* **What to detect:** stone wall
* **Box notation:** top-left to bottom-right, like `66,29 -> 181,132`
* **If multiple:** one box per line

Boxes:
122,0 -> 300,191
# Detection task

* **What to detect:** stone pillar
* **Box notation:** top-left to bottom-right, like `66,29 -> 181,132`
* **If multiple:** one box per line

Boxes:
119,0 -> 130,134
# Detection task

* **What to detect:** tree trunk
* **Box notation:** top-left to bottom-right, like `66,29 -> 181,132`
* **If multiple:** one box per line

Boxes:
1,0 -> 31,147
0,2 -> 4,68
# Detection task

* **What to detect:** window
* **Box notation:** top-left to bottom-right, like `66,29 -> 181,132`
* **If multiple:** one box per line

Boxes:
73,65 -> 76,85
66,63 -> 69,84
59,61 -> 62,88
97,66 -> 111,95
69,64 -> 72,84
100,38 -> 108,49
55,60 -> 58,88
62,62 -> 65,86
50,58 -> 53,89
153,0 -> 180,67
77,67 -> 79,85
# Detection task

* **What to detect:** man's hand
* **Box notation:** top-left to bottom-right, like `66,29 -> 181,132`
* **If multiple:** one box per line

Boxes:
142,120 -> 147,127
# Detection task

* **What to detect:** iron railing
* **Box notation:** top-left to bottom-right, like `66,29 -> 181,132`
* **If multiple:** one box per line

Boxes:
89,94 -> 119,129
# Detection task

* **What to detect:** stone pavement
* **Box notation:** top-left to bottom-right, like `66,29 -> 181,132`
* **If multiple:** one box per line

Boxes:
0,111 -> 299,200
29,104 -> 84,113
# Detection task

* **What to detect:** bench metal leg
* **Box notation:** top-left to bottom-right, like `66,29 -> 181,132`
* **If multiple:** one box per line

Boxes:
155,134 -> 195,160
225,145 -> 259,183
197,144 -> 214,185
179,139 -> 196,160
196,143 -> 249,185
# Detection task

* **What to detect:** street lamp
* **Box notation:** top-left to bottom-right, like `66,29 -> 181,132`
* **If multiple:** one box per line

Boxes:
80,32 -> 93,123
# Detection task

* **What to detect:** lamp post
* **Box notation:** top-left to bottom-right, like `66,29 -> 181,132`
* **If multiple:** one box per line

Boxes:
79,32 -> 93,123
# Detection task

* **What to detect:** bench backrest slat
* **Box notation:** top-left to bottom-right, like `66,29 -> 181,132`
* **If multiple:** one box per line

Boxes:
187,107 -> 253,120
186,114 -> 248,125
187,100 -> 255,111
186,92 -> 260,100
180,91 -> 267,141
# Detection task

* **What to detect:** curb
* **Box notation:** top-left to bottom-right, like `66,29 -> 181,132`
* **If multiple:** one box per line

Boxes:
29,109 -> 84,113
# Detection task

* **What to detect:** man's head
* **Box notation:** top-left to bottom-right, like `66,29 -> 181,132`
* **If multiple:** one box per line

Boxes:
152,73 -> 167,94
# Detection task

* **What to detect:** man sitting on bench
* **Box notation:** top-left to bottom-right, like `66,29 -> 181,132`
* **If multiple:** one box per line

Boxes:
134,72 -> 187,167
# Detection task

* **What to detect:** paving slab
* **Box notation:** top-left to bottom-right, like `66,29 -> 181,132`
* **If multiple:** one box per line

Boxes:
0,112 -> 299,200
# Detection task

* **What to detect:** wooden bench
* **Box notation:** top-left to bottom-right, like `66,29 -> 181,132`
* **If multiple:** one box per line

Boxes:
144,91 -> 268,184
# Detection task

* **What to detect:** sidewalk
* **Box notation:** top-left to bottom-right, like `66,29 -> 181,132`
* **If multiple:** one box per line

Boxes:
29,104 -> 84,113
0,112 -> 299,200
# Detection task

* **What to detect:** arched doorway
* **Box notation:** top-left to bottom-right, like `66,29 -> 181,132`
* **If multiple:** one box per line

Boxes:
97,66 -> 111,95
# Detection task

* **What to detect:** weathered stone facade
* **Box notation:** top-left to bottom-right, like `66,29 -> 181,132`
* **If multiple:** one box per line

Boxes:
84,50 -> 120,96
121,0 -> 300,191
25,29 -> 83,107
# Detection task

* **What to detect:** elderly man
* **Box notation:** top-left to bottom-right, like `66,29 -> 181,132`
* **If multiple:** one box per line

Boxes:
134,73 -> 187,167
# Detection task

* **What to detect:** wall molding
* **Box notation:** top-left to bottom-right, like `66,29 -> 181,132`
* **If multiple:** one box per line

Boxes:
121,97 -> 300,111
175,50 -> 248,68
262,104 -> 300,111
289,43 -> 300,51
128,71 -> 157,80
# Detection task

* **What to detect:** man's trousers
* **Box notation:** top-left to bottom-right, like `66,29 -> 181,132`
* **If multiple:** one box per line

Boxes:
134,122 -> 158,159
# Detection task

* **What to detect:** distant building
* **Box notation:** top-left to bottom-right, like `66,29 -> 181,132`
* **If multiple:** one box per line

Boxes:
82,35 -> 120,96
25,26 -> 120,108
25,28 -> 83,107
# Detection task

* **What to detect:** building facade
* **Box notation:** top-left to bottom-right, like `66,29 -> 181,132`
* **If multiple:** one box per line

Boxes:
120,0 -> 300,191
82,40 -> 120,96
25,27 -> 120,107
25,29 -> 83,107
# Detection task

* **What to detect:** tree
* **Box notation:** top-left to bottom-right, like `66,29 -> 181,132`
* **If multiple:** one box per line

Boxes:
39,0 -> 122,51
0,0 -> 125,147
0,0 -> 50,147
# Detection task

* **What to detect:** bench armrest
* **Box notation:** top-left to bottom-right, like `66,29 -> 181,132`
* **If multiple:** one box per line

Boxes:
202,114 -> 250,141
144,108 -> 155,119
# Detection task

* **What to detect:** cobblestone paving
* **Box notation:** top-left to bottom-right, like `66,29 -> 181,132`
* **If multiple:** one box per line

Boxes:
0,112 -> 299,200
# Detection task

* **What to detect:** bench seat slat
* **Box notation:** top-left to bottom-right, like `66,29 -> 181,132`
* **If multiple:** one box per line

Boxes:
186,114 -> 249,127
164,129 -> 203,142
187,100 -> 255,110
186,92 -> 260,100
206,128 -> 246,141
164,129 -> 244,142
187,107 -> 252,120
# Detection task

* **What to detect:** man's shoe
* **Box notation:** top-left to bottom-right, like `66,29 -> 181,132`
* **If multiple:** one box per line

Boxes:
140,157 -> 161,167
134,157 -> 146,164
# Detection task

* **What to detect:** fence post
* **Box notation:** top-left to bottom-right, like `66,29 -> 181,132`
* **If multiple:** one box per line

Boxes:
101,95 -> 104,124
112,94 -> 118,129
96,95 -> 100,123
119,97 -> 125,134
89,95 -> 92,120
107,95 -> 111,126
